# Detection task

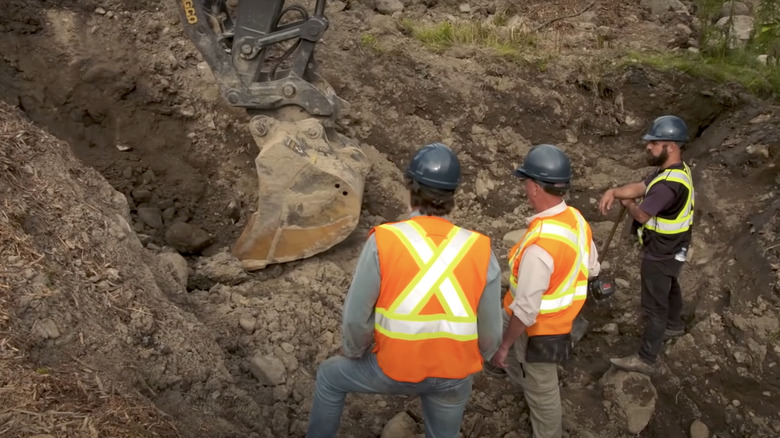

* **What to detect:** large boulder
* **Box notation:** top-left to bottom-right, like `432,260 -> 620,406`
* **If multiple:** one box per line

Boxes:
601,368 -> 658,434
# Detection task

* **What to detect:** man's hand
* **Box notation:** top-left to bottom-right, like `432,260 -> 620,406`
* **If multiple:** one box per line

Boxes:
599,189 -> 615,216
491,345 -> 510,369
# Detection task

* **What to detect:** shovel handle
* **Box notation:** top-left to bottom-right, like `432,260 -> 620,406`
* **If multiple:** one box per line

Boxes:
599,205 -> 627,264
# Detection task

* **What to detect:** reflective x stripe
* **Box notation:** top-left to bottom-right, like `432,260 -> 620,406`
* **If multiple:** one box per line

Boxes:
376,222 -> 479,340
386,223 -> 476,317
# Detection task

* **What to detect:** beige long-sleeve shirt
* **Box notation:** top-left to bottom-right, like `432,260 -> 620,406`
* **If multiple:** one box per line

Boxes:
508,201 -> 600,328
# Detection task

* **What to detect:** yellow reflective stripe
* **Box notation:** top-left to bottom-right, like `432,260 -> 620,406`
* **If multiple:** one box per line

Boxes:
540,212 -> 589,300
376,310 -> 478,340
574,283 -> 587,298
537,210 -> 590,313
646,166 -> 693,190
508,222 -> 574,299
645,217 -> 692,233
539,294 -> 575,313
507,209 -> 591,310
379,309 -> 475,323
375,324 -> 478,341
643,164 -> 694,236
539,285 -> 587,314
382,224 -> 427,268
439,278 -> 470,318
405,220 -> 438,254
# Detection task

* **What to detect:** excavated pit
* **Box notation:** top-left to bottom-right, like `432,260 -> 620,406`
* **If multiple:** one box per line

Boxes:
1,0 -> 779,437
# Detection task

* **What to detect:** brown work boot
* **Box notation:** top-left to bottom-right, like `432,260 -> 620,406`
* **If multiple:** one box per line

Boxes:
663,328 -> 685,340
609,354 -> 655,375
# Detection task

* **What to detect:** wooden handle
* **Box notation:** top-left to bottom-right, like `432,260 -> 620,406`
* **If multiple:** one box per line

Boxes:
599,205 -> 627,264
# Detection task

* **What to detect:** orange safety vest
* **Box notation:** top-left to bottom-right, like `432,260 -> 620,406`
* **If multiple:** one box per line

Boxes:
502,206 -> 591,337
371,215 -> 491,382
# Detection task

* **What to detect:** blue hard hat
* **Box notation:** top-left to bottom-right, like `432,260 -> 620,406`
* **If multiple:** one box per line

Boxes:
406,143 -> 461,190
515,144 -> 572,187
642,115 -> 689,143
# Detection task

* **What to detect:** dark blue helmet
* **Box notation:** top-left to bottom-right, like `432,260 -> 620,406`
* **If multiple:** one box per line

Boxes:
515,144 -> 572,190
642,115 -> 689,144
406,143 -> 460,190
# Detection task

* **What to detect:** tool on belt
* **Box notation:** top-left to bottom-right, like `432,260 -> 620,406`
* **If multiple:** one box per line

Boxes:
588,205 -> 627,300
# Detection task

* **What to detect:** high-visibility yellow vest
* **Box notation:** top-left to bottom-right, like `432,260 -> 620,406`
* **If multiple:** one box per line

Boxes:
503,206 -> 591,336
639,163 -> 694,244
371,216 -> 491,382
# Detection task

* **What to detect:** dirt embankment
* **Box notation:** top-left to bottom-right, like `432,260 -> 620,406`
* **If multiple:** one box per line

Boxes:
1,0 -> 779,437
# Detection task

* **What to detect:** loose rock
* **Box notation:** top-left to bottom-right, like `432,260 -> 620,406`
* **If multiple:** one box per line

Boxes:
191,251 -> 249,286
375,0 -> 404,15
715,15 -> 755,49
34,318 -> 60,340
601,368 -> 657,434
249,353 -> 287,385
137,205 -> 163,228
239,314 -> 256,334
164,222 -> 212,253
381,412 -> 417,438
719,1 -> 751,18
690,419 -> 709,438
158,251 -> 189,286
131,188 -> 152,203
641,0 -> 687,17
602,323 -> 620,335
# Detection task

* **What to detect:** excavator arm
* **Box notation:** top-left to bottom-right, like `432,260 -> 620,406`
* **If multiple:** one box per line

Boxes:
175,0 -> 370,270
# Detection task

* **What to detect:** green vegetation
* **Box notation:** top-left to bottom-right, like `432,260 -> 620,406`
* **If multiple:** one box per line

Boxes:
360,34 -> 383,53
402,2 -> 780,96
626,50 -> 780,95
401,18 -> 538,60
658,0 -> 780,96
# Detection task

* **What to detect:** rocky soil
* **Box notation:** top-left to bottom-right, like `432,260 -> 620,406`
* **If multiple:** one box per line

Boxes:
1,0 -> 779,437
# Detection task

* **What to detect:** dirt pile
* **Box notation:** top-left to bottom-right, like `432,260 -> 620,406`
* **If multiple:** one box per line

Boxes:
0,102 -> 288,437
1,0 -> 779,437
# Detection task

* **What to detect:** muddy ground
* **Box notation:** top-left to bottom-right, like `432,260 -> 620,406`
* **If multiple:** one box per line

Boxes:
1,0 -> 779,437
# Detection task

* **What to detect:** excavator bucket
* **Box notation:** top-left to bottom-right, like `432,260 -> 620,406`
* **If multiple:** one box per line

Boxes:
232,114 -> 370,271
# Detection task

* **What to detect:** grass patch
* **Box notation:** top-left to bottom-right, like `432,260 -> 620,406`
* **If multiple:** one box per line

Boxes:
360,34 -> 384,53
401,18 -> 538,60
625,51 -> 780,96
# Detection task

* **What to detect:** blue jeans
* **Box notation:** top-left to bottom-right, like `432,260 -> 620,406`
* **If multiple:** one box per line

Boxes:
307,353 -> 473,438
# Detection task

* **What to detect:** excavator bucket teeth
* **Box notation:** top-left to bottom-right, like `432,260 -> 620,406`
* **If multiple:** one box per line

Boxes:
232,115 -> 370,271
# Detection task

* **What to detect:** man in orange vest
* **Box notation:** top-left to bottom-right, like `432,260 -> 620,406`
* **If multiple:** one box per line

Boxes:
306,143 -> 503,438
491,144 -> 600,438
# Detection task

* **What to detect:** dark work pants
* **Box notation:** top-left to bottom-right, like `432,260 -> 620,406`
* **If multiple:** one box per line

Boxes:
638,257 -> 684,364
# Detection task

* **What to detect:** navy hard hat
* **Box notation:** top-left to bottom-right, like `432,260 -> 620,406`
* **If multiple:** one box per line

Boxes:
642,115 -> 689,143
514,144 -> 572,187
406,142 -> 461,190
